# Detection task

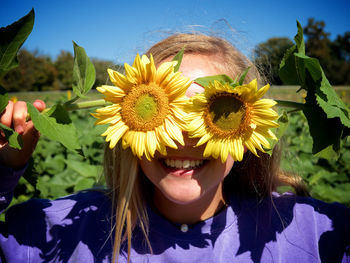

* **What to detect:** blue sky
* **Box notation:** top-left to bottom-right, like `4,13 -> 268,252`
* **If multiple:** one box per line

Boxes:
1,0 -> 349,64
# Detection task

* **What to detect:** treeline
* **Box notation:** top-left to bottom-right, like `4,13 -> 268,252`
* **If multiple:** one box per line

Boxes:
1,18 -> 349,92
0,49 -> 120,92
253,18 -> 350,85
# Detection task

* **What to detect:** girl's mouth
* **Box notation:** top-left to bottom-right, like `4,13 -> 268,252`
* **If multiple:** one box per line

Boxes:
159,158 -> 209,176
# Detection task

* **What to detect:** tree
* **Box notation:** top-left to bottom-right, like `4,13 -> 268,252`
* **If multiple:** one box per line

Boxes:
304,18 -> 331,59
91,58 -> 115,88
253,19 -> 350,85
253,37 -> 294,85
303,18 -> 350,85
0,49 -> 58,92
55,51 -> 74,90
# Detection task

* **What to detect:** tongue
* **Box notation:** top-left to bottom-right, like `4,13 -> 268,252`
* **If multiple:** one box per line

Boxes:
170,168 -> 193,176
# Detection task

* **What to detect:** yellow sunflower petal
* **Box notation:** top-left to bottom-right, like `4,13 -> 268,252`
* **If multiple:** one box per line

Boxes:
94,113 -> 122,125
196,132 -> 212,146
244,140 -> 258,157
132,54 -> 146,82
220,140 -> 229,162
107,69 -> 133,90
155,125 -> 178,149
254,98 -> 277,108
156,62 -> 177,85
129,131 -> 146,159
141,54 -> 150,64
124,63 -> 139,84
145,131 -> 157,159
204,139 -> 221,159
253,118 -> 279,128
255,84 -> 270,100
108,124 -> 129,149
98,85 -> 126,98
164,118 -> 184,145
252,108 -> 279,119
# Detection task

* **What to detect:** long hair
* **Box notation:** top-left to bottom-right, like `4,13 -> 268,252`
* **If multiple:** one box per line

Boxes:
104,33 -> 308,262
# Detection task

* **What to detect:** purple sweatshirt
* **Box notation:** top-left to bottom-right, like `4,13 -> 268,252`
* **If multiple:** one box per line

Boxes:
0,165 -> 349,262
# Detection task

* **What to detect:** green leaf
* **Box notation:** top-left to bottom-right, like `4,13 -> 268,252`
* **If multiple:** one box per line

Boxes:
312,183 -> 350,204
74,178 -> 95,192
238,67 -> 251,85
72,41 -> 96,98
266,111 -> 289,155
279,45 -> 299,85
194,74 -> 234,88
294,21 -> 305,54
64,159 -> 101,178
314,145 -> 339,160
27,103 -> 81,151
0,86 -> 9,114
172,48 -> 184,73
0,123 -> 23,149
315,70 -> 350,127
0,9 -> 35,79
279,21 -> 306,86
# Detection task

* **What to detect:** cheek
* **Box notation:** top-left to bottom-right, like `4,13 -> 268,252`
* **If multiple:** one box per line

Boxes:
223,155 -> 234,176
139,157 -> 158,183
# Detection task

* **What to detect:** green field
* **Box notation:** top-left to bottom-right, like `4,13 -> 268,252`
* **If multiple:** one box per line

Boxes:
9,86 -> 350,105
268,85 -> 350,103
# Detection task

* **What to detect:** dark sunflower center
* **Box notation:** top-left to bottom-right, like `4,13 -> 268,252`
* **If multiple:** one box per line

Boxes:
121,83 -> 169,131
204,93 -> 248,137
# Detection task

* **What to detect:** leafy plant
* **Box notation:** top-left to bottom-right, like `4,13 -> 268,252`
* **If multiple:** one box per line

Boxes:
282,111 -> 350,206
279,21 -> 350,159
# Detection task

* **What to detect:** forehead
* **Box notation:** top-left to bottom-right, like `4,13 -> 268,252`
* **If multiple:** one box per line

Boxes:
178,54 -> 221,79
177,54 -> 222,97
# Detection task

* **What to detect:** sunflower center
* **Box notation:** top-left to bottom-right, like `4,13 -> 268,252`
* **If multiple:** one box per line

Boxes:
121,83 -> 169,131
204,93 -> 249,137
135,94 -> 158,121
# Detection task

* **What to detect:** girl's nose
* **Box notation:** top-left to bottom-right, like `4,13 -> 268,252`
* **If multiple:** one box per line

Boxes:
176,132 -> 199,150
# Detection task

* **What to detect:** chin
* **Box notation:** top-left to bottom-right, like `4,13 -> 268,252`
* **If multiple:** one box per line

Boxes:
157,179 -> 204,205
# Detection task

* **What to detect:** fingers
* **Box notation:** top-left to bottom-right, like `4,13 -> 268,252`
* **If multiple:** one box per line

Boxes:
0,101 -> 14,128
13,101 -> 27,134
33,99 -> 46,112
0,99 -> 45,168
0,100 -> 46,132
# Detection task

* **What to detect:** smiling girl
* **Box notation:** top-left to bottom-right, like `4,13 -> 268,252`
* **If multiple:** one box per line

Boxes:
1,34 -> 349,263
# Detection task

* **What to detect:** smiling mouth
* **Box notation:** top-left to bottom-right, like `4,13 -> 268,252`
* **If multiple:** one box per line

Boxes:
162,159 -> 208,170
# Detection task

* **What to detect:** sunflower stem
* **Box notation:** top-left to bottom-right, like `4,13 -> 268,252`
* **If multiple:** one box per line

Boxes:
63,95 -> 80,106
33,99 -> 110,119
63,99 -> 111,111
275,100 -> 305,110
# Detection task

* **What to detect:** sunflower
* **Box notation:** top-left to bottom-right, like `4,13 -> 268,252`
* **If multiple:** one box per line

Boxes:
93,54 -> 192,160
186,79 -> 279,162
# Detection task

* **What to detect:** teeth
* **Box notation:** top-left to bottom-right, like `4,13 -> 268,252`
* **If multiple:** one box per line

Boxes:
164,159 -> 204,169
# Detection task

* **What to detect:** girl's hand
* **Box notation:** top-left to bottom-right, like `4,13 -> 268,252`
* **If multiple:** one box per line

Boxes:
0,100 -> 46,169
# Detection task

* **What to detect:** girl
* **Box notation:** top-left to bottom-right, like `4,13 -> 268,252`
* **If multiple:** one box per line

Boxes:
0,34 -> 349,263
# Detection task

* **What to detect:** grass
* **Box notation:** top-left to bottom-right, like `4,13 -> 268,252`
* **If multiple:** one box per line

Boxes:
268,85 -> 350,103
8,86 -> 350,105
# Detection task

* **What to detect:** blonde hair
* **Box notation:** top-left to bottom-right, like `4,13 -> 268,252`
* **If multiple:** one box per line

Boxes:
104,33 -> 308,262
